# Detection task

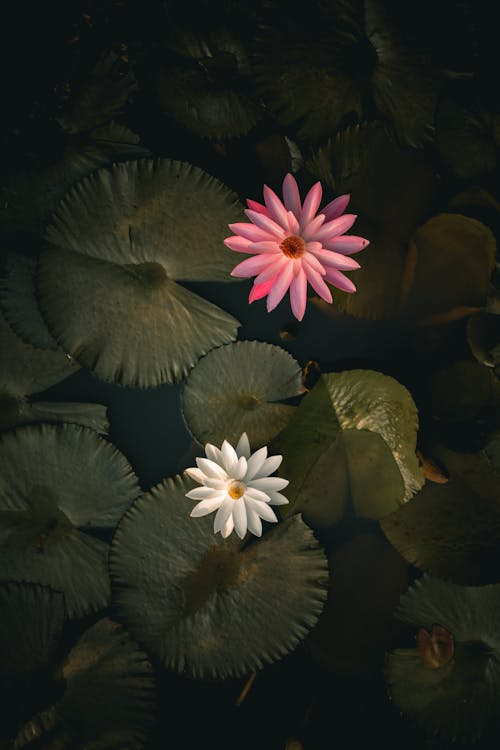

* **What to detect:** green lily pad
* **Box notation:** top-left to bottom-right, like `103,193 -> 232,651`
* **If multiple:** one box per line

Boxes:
182,341 -> 304,447
308,533 -> 408,675
386,575 -> 500,741
0,423 -> 140,617
109,474 -> 328,678
403,214 -> 496,323
381,444 -> 500,584
255,0 -> 439,144
39,159 -> 242,386
277,371 -> 423,526
13,618 -> 155,750
306,122 -> 438,319
0,582 -> 65,676
428,359 -> 499,423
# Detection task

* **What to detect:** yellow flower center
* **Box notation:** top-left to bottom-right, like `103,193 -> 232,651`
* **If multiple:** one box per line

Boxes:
280,234 -> 305,258
228,481 -> 245,499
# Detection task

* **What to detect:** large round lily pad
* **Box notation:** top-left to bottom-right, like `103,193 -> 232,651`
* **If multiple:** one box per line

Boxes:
277,371 -> 423,527
13,618 -> 155,750
381,444 -> 500,584
0,423 -> 140,617
110,474 -> 328,678
39,159 -> 242,386
386,575 -> 500,741
182,341 -> 305,447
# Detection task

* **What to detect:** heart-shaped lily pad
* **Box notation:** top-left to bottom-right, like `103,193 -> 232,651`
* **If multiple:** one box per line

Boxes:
0,423 -> 140,617
182,341 -> 304,447
39,159 -> 242,386
110,473 -> 327,678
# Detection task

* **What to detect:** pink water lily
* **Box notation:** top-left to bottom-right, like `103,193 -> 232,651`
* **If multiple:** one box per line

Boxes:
224,173 -> 369,321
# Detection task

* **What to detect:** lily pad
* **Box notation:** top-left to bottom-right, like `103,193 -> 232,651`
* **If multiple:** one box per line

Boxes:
255,0 -> 440,144
109,474 -> 328,678
13,618 -> 155,750
277,371 -> 423,527
39,159 -> 242,386
0,582 -> 65,676
306,123 -> 438,319
0,423 -> 140,617
386,575 -> 500,741
428,359 -> 499,423
381,444 -> 500,585
404,214 -> 497,324
182,341 -> 304,447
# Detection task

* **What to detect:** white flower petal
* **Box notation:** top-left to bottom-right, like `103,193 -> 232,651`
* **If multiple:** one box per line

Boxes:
245,507 -> 263,537
186,486 -> 220,500
245,487 -> 271,504
204,478 -> 228,490
189,494 -> 226,517
252,454 -> 283,479
232,455 -> 248,480
236,432 -> 251,458
221,439 -> 238,473
246,496 -> 278,523
205,443 -> 223,464
221,514 -> 234,538
196,457 -> 228,480
247,476 -> 289,492
232,498 -> 248,539
245,446 -> 268,481
267,490 -> 290,506
185,467 -> 205,483
213,497 -> 234,533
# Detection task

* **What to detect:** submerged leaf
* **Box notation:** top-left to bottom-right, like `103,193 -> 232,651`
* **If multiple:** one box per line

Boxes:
182,341 -> 304,447
110,474 -> 327,678
39,159 -> 242,386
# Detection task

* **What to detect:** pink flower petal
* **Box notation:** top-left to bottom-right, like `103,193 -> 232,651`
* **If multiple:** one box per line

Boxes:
322,194 -> 350,222
249,278 -> 276,302
254,255 -> 287,284
290,268 -> 308,321
228,223 -> 272,242
303,264 -> 333,303
224,236 -> 255,253
263,185 -> 289,228
266,262 -> 295,312
244,209 -> 286,239
247,241 -> 281,254
231,254 -> 279,278
282,173 -> 301,217
328,235 -> 370,254
302,252 -> 327,276
324,268 -> 357,293
300,181 -> 322,229
302,213 -> 326,240
246,198 -> 269,215
313,214 -> 358,242
309,247 -> 361,271
287,210 -> 300,234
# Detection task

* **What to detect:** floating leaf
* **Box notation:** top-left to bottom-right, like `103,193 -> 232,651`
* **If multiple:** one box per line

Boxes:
39,159 -> 242,386
182,341 -> 304,447
0,582 -> 65,676
13,619 -> 155,750
306,123 -> 438,319
309,533 -> 408,675
278,371 -> 423,526
428,359 -> 499,423
404,214 -> 496,323
255,0 -> 440,144
386,576 -> 500,741
381,444 -> 500,584
110,474 -> 327,678
0,424 -> 140,617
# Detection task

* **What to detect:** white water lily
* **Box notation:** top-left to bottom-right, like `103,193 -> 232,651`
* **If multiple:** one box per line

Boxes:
185,432 -> 289,539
